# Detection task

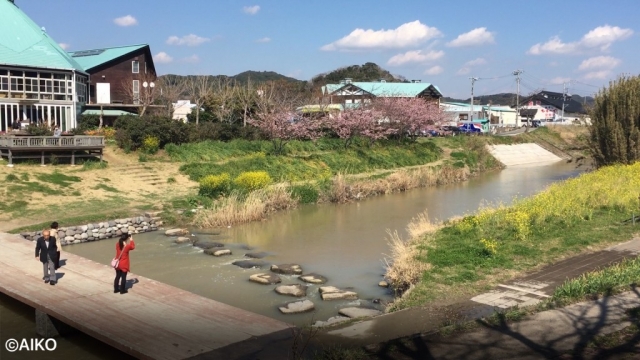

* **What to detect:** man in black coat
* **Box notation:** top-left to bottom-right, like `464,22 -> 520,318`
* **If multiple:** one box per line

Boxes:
35,230 -> 57,285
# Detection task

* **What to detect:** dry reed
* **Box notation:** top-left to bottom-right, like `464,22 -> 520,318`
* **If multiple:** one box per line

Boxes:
193,184 -> 297,227
383,230 -> 432,292
406,210 -> 443,239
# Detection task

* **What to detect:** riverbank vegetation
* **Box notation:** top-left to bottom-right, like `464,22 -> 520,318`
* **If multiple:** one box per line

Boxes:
386,162 -> 640,311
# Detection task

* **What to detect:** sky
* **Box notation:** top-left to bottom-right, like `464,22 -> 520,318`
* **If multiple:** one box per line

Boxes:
16,0 -> 640,99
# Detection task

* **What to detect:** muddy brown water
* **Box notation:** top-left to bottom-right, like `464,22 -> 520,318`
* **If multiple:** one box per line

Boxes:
0,162 -> 585,359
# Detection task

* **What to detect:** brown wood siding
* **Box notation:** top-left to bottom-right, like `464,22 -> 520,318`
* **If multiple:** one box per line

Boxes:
86,49 -> 156,104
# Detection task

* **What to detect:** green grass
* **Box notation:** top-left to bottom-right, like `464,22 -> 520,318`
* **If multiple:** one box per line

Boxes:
35,171 -> 81,187
7,181 -> 58,195
93,183 -> 120,193
9,209 -> 134,233
5,173 -> 18,181
0,200 -> 29,213
79,160 -> 108,171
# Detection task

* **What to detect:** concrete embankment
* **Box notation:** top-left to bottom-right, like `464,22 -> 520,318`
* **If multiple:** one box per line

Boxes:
487,143 -> 564,167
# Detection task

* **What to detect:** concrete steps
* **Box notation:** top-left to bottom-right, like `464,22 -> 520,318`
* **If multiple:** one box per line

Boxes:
487,143 -> 563,167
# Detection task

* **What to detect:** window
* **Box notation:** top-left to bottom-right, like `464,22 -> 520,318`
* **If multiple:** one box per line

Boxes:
144,62 -> 147,74
132,61 -> 139,74
133,80 -> 140,104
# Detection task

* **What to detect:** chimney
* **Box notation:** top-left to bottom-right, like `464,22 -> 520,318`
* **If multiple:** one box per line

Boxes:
412,80 -> 421,83
345,78 -> 352,84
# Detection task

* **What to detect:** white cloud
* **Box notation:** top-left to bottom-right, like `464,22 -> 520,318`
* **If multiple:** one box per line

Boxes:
387,50 -> 444,66
154,52 -> 173,64
528,25 -> 633,55
549,76 -> 571,85
584,70 -> 612,80
113,15 -> 137,27
465,58 -> 486,66
256,37 -> 271,43
457,67 -> 471,75
578,55 -> 621,71
166,34 -> 210,47
447,27 -> 495,47
321,20 -> 442,51
183,55 -> 200,63
424,66 -> 444,75
243,5 -> 260,15
58,43 -> 70,50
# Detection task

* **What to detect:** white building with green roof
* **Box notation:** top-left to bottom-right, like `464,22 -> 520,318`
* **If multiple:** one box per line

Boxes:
321,78 -> 443,108
0,0 -> 88,132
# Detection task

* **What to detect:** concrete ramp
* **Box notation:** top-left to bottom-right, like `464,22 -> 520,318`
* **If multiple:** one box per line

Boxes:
487,143 -> 563,167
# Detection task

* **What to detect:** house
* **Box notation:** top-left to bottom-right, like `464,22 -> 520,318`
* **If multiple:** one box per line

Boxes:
440,102 -> 483,123
0,0 -> 89,132
519,90 -> 586,120
172,100 -> 196,122
321,79 -> 443,108
68,44 -> 158,115
441,102 -> 518,126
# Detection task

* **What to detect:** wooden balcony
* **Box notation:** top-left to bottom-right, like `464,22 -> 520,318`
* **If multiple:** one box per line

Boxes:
0,135 -> 105,166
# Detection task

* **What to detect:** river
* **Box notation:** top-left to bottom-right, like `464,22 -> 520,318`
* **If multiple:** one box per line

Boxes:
0,162 -> 585,359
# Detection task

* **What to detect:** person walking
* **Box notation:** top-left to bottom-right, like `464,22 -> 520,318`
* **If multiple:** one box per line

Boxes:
113,234 -> 135,294
35,229 -> 57,285
50,221 -> 61,270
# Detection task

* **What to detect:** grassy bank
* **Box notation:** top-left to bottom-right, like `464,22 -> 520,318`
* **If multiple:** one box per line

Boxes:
386,162 -> 640,311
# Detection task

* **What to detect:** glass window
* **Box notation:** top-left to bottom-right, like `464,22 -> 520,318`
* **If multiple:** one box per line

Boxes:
132,61 -> 139,74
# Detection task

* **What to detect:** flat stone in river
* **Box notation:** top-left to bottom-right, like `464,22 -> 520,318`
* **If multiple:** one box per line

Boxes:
299,273 -> 327,284
275,284 -> 307,297
193,241 -> 225,249
249,273 -> 281,285
204,249 -> 232,256
278,299 -> 315,314
313,316 -> 350,328
319,286 -> 358,301
232,260 -> 269,269
245,251 -> 269,259
175,237 -> 192,244
270,264 -> 303,275
338,307 -> 382,318
165,228 -> 188,237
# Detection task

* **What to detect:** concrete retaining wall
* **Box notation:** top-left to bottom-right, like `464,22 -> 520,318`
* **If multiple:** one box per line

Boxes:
20,214 -> 163,246
487,143 -> 563,167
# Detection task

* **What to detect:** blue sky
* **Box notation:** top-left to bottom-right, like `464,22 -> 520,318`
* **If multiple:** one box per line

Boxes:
17,0 -> 640,99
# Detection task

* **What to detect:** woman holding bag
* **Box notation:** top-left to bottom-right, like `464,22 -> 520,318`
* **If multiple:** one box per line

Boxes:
113,234 -> 135,294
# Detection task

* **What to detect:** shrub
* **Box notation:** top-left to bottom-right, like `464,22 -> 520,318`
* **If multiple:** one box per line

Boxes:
233,171 -> 272,192
25,123 -> 52,136
142,136 -> 160,154
291,183 -> 319,204
85,127 -> 116,140
114,115 -> 190,151
199,173 -> 232,198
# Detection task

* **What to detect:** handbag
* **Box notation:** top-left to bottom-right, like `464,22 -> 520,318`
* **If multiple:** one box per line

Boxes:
111,246 -> 125,269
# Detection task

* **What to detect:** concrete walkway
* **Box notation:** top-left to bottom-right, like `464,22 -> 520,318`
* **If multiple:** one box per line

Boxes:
367,289 -> 640,359
487,143 -> 564,167
317,238 -> 640,349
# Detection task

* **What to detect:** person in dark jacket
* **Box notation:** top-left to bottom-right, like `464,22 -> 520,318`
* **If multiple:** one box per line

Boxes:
35,230 -> 57,285
113,234 -> 135,294
50,221 -> 61,269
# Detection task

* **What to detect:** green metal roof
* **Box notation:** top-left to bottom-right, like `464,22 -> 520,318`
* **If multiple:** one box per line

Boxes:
324,82 -> 442,98
82,109 -> 137,116
69,44 -> 147,71
0,1 -> 86,72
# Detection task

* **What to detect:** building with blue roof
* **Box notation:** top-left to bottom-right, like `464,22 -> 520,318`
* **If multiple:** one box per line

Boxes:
0,0 -> 89,132
321,78 -> 443,108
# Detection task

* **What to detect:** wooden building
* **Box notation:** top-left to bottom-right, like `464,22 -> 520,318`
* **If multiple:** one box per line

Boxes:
321,79 -> 443,108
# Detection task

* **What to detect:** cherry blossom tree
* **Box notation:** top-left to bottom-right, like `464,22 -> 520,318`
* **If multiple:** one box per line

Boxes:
375,98 -> 446,141
248,110 -> 322,155
328,107 -> 393,149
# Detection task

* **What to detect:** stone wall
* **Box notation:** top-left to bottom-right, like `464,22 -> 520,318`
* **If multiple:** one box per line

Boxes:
20,213 -> 163,246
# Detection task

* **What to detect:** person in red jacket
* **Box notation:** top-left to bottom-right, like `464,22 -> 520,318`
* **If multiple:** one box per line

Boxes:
113,234 -> 135,294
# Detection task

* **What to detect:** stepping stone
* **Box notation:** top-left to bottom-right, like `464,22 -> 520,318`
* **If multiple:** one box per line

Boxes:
165,228 -> 188,237
378,281 -> 389,288
232,260 -> 269,269
193,241 -> 224,249
279,299 -> 315,314
204,249 -> 232,257
275,284 -> 307,297
192,230 -> 221,235
313,316 -> 350,328
249,273 -> 281,285
319,286 -> 358,301
270,264 -> 303,275
175,237 -> 192,244
299,273 -> 327,284
338,307 -> 382,318
245,251 -> 269,259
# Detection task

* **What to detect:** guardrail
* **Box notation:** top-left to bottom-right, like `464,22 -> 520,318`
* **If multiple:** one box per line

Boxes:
0,136 -> 105,148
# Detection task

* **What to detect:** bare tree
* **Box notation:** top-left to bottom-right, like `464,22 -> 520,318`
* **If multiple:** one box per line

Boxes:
119,72 -> 158,116
156,75 -> 187,119
236,77 -> 257,127
185,75 -> 213,125
208,77 -> 237,124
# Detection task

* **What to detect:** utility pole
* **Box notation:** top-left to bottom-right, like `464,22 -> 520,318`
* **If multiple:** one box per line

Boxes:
469,77 -> 478,121
513,70 -> 523,126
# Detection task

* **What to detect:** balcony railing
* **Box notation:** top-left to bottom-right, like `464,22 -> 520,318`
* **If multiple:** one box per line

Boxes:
0,136 -> 105,148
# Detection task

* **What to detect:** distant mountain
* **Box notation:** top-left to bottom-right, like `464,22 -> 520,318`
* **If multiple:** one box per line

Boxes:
158,70 -> 302,86
443,93 -> 595,108
311,62 -> 408,86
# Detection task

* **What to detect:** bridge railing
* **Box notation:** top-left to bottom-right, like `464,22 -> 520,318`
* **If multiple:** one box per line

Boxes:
0,136 -> 105,148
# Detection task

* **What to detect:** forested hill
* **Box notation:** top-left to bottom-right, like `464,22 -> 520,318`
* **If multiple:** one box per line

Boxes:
158,71 -> 301,85
443,93 -> 594,107
311,62 -> 407,87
